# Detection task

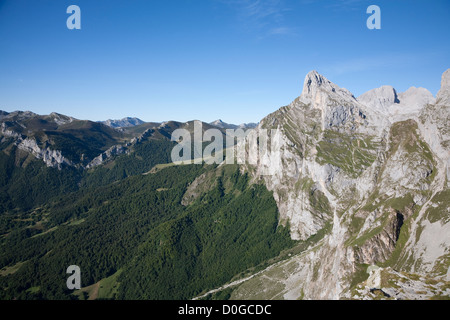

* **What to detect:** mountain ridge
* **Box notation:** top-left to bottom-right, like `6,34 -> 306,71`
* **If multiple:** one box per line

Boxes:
100,117 -> 146,128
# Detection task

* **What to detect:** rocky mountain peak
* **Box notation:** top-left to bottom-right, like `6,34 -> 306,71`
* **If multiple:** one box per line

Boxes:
295,71 -> 367,131
299,70 -> 356,107
302,70 -> 326,94
357,85 -> 399,113
394,87 -> 435,113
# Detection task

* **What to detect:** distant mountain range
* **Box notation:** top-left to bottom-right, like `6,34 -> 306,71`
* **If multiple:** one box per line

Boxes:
98,117 -> 258,130
0,110 -> 234,170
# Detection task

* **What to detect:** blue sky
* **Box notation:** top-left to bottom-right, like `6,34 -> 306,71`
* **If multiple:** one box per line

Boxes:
0,0 -> 449,124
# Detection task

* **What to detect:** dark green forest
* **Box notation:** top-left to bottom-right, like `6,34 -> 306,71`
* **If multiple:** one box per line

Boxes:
0,133 -> 295,299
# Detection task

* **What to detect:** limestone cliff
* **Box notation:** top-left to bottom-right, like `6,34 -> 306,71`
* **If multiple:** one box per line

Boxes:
229,69 -> 450,300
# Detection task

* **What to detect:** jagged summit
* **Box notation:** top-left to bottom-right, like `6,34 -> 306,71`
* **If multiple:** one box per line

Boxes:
299,70 -> 438,120
299,70 -> 356,107
291,71 -> 369,131
302,70 -> 326,95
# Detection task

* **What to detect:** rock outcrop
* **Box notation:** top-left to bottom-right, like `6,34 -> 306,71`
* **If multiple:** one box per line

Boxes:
1,122 -> 73,169
17,137 -> 74,169
86,144 -> 129,169
357,85 -> 399,114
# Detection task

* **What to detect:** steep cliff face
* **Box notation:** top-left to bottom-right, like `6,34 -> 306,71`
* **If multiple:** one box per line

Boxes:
1,122 -> 73,169
17,137 -> 74,169
231,69 -> 450,299
239,70 -> 387,241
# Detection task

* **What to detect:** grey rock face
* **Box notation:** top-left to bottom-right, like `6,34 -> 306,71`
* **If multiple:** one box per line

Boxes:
229,69 -> 450,300
358,85 -> 399,113
17,137 -> 74,169
1,122 -> 21,139
358,85 -> 435,122
86,145 -> 128,169
298,71 -> 368,131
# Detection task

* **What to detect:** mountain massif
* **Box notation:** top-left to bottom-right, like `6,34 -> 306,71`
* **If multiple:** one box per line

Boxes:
0,69 -> 449,300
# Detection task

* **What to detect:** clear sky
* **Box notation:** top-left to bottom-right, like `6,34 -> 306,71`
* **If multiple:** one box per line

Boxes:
0,0 -> 449,124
